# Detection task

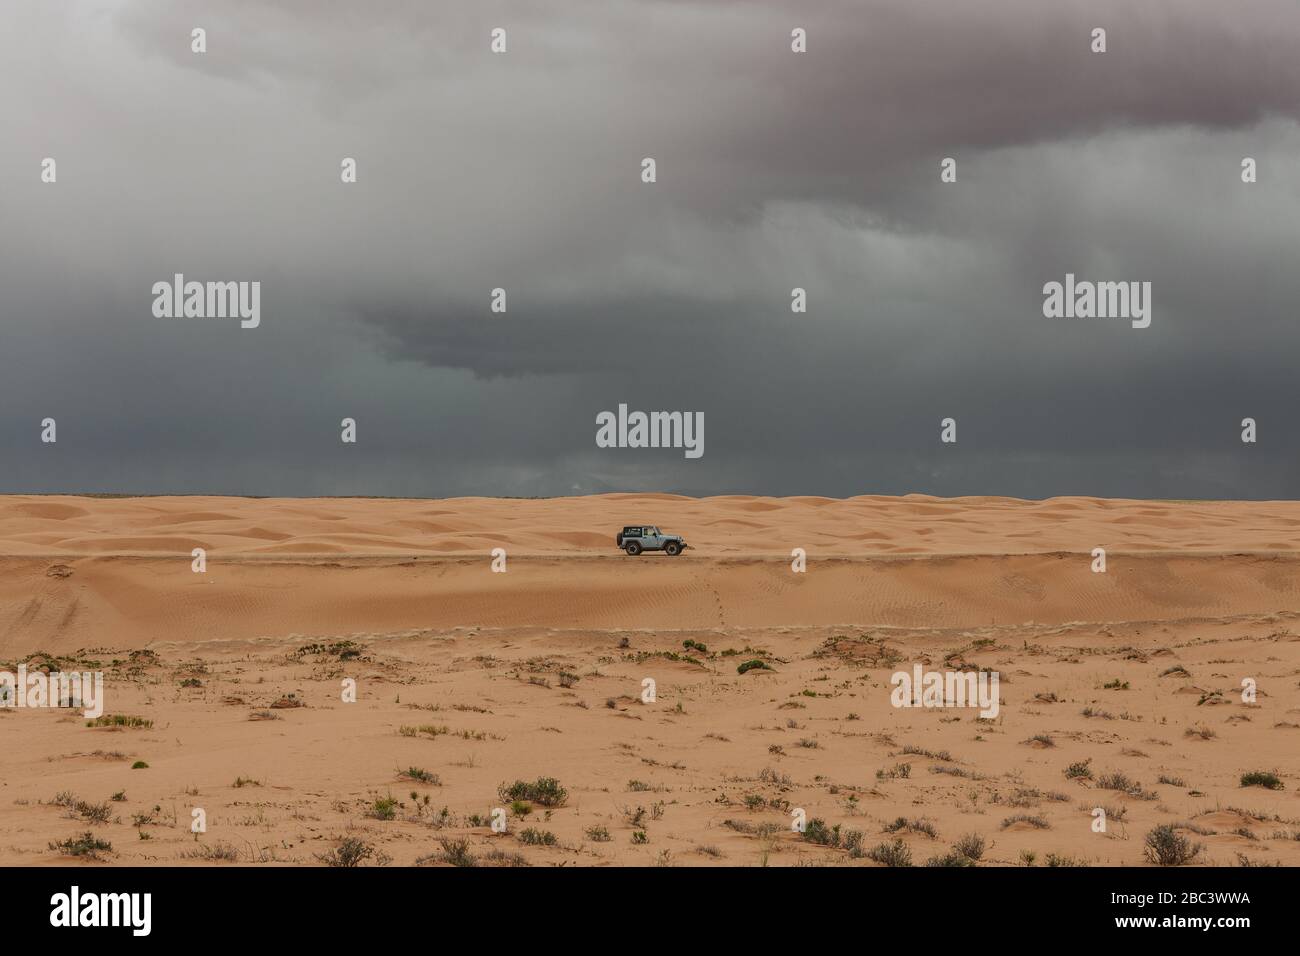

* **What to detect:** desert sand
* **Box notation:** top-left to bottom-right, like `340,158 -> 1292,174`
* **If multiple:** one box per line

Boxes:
0,493 -> 1296,867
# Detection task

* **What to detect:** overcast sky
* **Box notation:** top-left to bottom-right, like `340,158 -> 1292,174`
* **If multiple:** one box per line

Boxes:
3,0 -> 1298,498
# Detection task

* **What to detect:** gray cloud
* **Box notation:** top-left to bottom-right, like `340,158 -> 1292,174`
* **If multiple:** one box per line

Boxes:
1,0 -> 1298,498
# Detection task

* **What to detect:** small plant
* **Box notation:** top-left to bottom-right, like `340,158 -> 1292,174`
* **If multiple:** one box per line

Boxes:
631,830 -> 649,845
802,818 -> 838,846
1096,771 -> 1151,798
1064,759 -> 1093,780
369,795 -> 399,820
180,842 -> 240,862
926,851 -> 975,867
1240,771 -> 1282,790
51,793 -> 113,824
737,659 -> 771,675
49,832 -> 113,859
131,760 -> 149,769
498,777 -> 567,807
884,817 -> 938,839
866,838 -> 912,867
1144,824 -> 1202,866
131,808 -> 158,827
1001,814 -> 1050,829
399,767 -> 441,785
518,828 -> 558,846
86,715 -> 153,729
439,838 -> 476,867
953,833 -> 986,861
584,825 -> 611,842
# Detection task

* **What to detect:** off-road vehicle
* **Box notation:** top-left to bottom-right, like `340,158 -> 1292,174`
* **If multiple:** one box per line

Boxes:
615,526 -> 688,556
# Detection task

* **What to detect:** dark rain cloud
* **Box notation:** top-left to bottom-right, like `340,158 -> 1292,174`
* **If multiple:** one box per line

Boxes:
1,0 -> 1297,498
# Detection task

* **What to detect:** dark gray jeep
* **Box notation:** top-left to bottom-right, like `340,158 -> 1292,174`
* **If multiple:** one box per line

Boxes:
615,525 -> 688,556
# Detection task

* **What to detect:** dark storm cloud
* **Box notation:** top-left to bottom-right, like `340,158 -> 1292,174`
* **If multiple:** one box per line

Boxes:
1,0 -> 1298,498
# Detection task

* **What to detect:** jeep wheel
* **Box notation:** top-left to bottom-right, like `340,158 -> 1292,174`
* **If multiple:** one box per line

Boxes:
664,541 -> 681,556
625,541 -> 642,555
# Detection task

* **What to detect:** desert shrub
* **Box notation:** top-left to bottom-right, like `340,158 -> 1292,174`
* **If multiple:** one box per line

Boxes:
1144,824 -> 1202,866
1240,771 -> 1282,790
498,777 -> 567,807
439,838 -> 476,867
954,833 -> 986,861
866,838 -> 912,867
86,715 -> 152,729
400,767 -> 440,785
49,832 -> 112,859
517,828 -> 558,847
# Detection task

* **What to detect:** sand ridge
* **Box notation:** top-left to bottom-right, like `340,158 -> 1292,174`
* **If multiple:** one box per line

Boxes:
3,493 -> 1300,558
1,494 -> 1297,867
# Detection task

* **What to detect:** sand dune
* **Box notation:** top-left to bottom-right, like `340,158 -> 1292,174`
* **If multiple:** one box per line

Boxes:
1,494 -> 1296,867
2,493 -> 1300,558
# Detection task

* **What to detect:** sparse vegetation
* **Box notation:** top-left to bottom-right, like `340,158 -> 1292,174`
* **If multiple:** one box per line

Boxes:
49,831 -> 113,859
926,851 -> 976,867
1240,771 -> 1283,790
865,838 -> 912,867
518,828 -> 558,846
498,777 -> 568,807
86,714 -> 152,729
884,817 -> 938,839
1096,771 -> 1153,799
438,837 -> 476,867
1001,814 -> 1050,829
399,767 -> 441,785
953,833 -> 986,861
1144,824 -> 1202,866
